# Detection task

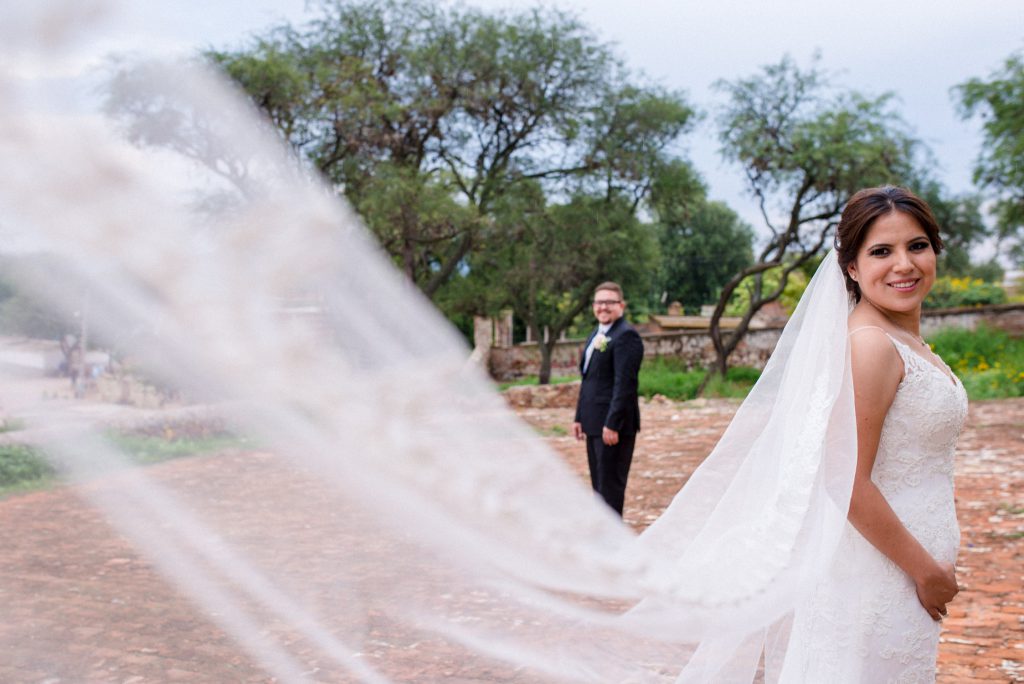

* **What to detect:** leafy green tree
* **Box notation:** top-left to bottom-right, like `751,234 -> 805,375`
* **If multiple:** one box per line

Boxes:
956,51 -> 1024,266
459,182 -> 657,384
651,160 -> 754,313
705,56 -> 920,387
103,0 -> 696,377
200,0 -> 691,299
0,256 -> 75,340
914,179 -> 999,281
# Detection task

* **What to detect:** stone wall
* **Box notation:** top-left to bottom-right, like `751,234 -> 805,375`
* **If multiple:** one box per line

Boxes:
485,303 -> 1024,381
488,327 -> 785,381
921,302 -> 1024,336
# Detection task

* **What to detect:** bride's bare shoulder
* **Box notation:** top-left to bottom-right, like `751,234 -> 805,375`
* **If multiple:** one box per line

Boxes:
846,312 -> 903,387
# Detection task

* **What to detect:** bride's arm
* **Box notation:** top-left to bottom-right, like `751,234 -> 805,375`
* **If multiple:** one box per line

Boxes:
847,329 -> 959,621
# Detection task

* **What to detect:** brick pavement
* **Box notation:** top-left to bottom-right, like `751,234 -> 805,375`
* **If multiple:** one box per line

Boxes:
0,397 -> 1020,682
523,397 -> 1024,683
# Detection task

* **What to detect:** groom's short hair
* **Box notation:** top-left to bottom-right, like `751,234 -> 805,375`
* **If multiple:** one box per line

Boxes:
593,281 -> 624,301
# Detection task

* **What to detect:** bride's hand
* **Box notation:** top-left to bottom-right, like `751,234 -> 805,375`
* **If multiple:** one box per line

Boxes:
914,562 -> 958,621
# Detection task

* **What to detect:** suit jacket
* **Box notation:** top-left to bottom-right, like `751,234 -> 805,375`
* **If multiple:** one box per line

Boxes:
574,316 -> 644,437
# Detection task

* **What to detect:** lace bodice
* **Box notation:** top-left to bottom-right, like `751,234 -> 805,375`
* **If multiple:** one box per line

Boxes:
873,337 -> 967,488
780,331 -> 968,683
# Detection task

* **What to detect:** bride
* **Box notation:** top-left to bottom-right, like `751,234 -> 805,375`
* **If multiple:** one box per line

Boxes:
770,185 -> 966,681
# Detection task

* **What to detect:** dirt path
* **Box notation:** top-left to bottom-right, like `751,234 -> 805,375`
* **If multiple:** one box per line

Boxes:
0,396 -> 1020,683
519,397 -> 1024,684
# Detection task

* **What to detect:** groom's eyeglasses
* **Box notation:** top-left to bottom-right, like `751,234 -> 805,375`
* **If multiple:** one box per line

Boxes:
593,299 -> 622,307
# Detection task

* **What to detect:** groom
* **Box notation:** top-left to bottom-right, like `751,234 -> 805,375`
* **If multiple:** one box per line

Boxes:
573,281 -> 644,517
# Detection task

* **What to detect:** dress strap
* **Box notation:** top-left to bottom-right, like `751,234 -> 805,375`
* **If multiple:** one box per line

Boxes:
848,325 -> 891,338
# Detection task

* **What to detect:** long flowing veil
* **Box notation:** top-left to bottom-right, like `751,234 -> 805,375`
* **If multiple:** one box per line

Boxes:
0,4 -> 857,682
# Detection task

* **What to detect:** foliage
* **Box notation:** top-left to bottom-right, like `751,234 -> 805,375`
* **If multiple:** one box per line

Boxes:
700,366 -> 762,398
956,51 -> 1024,266
0,293 -> 69,339
498,357 -> 761,400
461,185 -> 661,383
913,179 -> 996,278
705,55 -> 920,385
0,425 -> 244,495
929,325 -> 1024,399
637,357 -> 705,400
638,357 -> 758,400
651,161 -> 754,312
0,256 -> 77,339
0,445 -> 54,490
195,0 -> 693,300
726,265 -> 808,316
925,277 -> 1007,309
107,432 -> 246,464
497,375 -> 577,390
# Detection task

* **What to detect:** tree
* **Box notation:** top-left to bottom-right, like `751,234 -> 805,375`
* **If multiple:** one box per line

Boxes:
914,179 -> 999,281
705,56 -> 919,386
464,183 -> 657,384
202,0 -> 691,300
651,161 -> 754,313
956,51 -> 1024,266
443,76 -> 695,384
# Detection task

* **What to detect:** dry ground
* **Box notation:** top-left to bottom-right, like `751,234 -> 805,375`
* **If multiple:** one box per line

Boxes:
0,394 -> 1021,683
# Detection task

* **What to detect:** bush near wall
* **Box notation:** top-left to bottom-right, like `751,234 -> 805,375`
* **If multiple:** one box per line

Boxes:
929,324 -> 1024,399
925,276 -> 1007,309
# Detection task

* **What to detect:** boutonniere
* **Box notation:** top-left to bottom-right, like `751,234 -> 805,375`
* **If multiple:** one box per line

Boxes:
594,332 -> 610,352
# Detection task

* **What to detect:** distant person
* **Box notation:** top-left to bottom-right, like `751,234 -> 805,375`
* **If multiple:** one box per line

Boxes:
572,281 -> 644,516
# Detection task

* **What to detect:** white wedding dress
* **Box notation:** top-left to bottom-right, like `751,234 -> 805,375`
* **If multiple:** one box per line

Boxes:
777,332 -> 968,683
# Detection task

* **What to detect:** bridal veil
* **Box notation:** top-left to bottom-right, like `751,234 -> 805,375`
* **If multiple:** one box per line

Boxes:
0,5 -> 859,681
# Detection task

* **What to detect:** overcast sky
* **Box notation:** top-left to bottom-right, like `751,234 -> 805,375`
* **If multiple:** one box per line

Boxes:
46,0 -> 1024,233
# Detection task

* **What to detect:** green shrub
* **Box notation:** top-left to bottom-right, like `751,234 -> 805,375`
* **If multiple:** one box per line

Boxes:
925,276 -> 1007,309
929,324 -> 1024,399
107,432 -> 245,464
497,374 -> 578,390
0,445 -> 54,488
638,357 -> 704,400
699,367 -> 761,399
726,266 -> 809,316
639,357 -> 759,401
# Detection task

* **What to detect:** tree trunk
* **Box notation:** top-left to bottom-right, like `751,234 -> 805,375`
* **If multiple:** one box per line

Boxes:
538,341 -> 554,385
74,296 -> 89,399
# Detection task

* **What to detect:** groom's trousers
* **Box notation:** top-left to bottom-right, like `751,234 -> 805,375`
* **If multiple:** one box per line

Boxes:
585,433 -> 636,516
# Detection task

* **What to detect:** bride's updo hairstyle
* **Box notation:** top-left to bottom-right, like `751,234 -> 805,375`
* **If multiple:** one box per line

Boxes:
834,185 -> 944,302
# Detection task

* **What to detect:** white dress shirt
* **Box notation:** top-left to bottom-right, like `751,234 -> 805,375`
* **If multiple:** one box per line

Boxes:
583,323 -> 612,374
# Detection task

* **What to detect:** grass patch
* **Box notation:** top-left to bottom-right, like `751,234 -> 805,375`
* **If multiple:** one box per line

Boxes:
500,358 -> 762,401
497,375 -> 578,390
702,366 -> 762,399
533,424 -> 568,437
0,444 -> 55,495
0,427 -> 246,496
928,324 -> 1024,400
106,432 -> 247,465
639,357 -> 759,401
638,357 -> 704,400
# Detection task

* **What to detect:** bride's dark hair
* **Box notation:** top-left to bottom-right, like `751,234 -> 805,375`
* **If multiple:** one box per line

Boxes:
834,185 -> 944,302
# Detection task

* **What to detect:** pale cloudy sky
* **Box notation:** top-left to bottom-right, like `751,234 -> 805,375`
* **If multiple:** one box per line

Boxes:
37,0 -> 1024,233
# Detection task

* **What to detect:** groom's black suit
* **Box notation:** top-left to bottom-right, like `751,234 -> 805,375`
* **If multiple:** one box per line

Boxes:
574,316 -> 643,516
